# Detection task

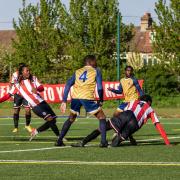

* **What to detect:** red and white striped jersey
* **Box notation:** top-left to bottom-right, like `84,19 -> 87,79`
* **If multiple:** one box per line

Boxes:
125,100 -> 159,128
9,76 -> 44,107
10,71 -> 18,84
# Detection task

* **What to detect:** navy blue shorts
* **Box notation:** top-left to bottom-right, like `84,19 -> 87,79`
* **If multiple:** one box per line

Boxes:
70,99 -> 101,115
32,101 -> 56,120
13,94 -> 30,108
117,102 -> 128,112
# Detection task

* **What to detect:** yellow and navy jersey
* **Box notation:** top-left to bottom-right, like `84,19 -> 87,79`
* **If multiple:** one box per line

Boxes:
63,66 -> 103,101
110,77 -> 144,102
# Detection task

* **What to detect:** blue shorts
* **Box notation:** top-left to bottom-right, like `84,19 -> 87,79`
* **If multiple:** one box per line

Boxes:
117,102 -> 128,112
70,99 -> 101,115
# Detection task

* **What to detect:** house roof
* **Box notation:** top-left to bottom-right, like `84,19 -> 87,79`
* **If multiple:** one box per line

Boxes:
0,30 -> 16,48
128,26 -> 153,53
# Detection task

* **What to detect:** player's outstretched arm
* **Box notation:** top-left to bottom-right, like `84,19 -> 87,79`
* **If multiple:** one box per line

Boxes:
155,123 -> 170,145
0,93 -> 11,103
151,112 -> 170,145
107,84 -> 123,94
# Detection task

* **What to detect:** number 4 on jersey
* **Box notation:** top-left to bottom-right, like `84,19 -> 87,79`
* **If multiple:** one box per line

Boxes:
79,71 -> 88,82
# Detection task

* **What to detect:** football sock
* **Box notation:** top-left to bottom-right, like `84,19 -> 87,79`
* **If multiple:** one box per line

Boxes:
37,121 -> 50,133
82,129 -> 100,145
13,113 -> 19,128
49,119 -> 60,136
58,119 -> 72,143
25,114 -> 31,126
99,119 -> 107,144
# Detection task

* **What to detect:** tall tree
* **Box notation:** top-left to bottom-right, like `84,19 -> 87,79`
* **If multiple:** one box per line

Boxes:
153,0 -> 180,76
8,0 -> 67,83
59,0 -> 133,80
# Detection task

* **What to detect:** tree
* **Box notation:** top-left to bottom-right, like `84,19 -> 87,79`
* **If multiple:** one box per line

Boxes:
7,0 -> 67,83
153,0 -> 180,76
58,0 -> 133,80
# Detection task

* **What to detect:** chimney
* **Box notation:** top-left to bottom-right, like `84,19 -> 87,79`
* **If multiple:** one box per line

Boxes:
140,13 -> 152,32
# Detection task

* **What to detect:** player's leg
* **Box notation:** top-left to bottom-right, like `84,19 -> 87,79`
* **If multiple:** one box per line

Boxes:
30,101 -> 59,141
22,99 -> 33,132
111,111 -> 139,147
71,120 -> 112,147
114,102 -> 137,145
82,100 -> 108,147
12,94 -> 22,132
55,99 -> 81,146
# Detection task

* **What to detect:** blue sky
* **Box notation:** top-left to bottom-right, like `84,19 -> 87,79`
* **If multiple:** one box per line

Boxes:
0,0 -> 169,30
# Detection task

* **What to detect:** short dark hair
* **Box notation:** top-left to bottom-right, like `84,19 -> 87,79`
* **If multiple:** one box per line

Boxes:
139,94 -> 152,104
84,55 -> 96,64
18,63 -> 26,68
125,65 -> 133,71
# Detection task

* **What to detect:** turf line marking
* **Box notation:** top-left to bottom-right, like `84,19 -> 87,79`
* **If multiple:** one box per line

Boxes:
0,160 -> 180,166
0,146 -> 71,153
0,135 -> 180,154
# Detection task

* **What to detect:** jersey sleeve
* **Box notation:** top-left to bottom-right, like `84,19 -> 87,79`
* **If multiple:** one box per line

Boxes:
109,83 -> 123,94
95,68 -> 103,102
150,111 -> 160,124
132,78 -> 144,96
34,76 -> 42,88
63,74 -> 75,102
8,85 -> 18,95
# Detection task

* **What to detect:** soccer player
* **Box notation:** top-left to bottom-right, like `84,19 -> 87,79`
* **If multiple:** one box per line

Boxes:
10,63 -> 32,133
108,65 -> 144,116
0,64 -> 59,140
108,65 -> 144,144
55,55 -> 108,147
72,95 -> 170,147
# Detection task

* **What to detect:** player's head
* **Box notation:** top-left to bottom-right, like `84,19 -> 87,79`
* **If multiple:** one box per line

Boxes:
84,55 -> 97,68
125,65 -> 134,78
18,64 -> 31,80
140,94 -> 152,106
16,63 -> 26,71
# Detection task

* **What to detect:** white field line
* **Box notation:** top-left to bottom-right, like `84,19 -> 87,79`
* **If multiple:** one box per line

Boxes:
0,146 -> 71,153
0,122 -> 180,126
0,160 -> 180,166
0,136 -> 179,154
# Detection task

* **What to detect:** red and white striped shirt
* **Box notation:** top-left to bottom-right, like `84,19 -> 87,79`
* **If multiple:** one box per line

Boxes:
125,100 -> 159,128
9,76 -> 44,107
10,71 -> 18,84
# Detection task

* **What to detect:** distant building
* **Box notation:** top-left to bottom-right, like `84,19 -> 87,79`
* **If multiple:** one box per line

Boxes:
126,13 -> 157,69
0,30 -> 16,49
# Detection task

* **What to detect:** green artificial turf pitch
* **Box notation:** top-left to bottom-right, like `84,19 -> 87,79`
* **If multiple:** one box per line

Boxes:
0,117 -> 180,180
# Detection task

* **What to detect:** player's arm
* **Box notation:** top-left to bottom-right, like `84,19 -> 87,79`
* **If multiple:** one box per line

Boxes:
151,112 -> 170,145
132,78 -> 144,96
32,76 -> 44,93
107,84 -> 123,94
96,68 -> 104,105
61,74 -> 75,113
0,85 -> 17,103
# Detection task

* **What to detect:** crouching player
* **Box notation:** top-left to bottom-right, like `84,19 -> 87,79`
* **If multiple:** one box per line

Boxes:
72,95 -> 170,147
0,64 -> 59,140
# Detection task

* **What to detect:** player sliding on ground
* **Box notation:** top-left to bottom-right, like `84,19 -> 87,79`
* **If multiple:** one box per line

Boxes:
0,64 -> 60,140
72,95 -> 170,147
10,63 -> 33,133
55,55 -> 108,147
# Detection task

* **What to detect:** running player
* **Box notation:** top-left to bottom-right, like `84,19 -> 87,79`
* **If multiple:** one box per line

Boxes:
0,64 -> 59,140
71,95 -> 170,147
55,55 -> 108,147
10,63 -> 32,133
